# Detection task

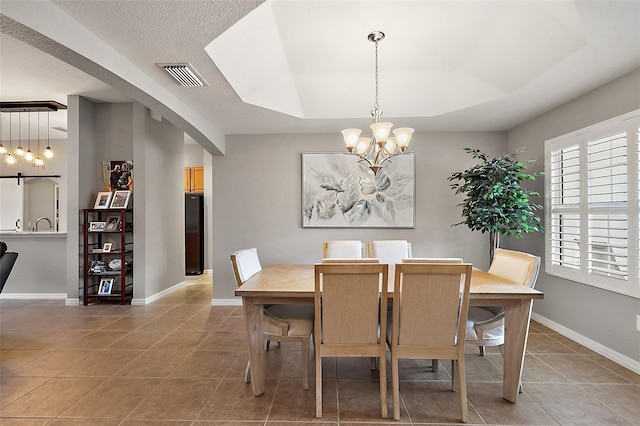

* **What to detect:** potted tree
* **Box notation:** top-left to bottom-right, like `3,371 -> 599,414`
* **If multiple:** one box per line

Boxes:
448,148 -> 543,263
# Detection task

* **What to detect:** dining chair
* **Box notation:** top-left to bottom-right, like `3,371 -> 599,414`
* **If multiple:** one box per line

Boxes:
322,258 -> 379,263
322,240 -> 365,258
400,257 -> 463,371
368,240 -> 412,264
466,248 -> 541,356
388,262 -> 472,422
314,263 -> 389,418
230,248 -> 314,389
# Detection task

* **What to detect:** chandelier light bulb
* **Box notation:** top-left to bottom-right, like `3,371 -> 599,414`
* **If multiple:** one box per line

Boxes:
15,145 -> 25,156
393,127 -> 414,149
341,129 -> 362,152
34,156 -> 44,167
5,153 -> 16,165
356,137 -> 371,155
0,144 -> 6,154
24,149 -> 34,161
44,146 -> 54,159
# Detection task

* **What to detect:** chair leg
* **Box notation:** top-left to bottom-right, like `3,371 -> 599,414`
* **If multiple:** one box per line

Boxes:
478,345 -> 485,356
431,359 -> 439,372
370,357 -> 378,371
379,350 -> 388,418
451,360 -> 458,392
244,360 -> 251,383
392,350 -> 400,420
315,338 -> 322,417
301,338 -> 309,390
457,358 -> 469,423
265,340 -> 271,351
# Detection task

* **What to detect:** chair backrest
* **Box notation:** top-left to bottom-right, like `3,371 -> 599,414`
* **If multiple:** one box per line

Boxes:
315,263 -> 388,345
322,258 -> 379,263
488,248 -> 541,288
230,248 -> 262,286
403,257 -> 463,263
322,240 -> 365,258
368,240 -> 412,265
391,263 -> 472,348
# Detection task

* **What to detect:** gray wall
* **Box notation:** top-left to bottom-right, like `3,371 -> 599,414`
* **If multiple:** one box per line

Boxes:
507,69 -> 640,362
212,131 -> 507,300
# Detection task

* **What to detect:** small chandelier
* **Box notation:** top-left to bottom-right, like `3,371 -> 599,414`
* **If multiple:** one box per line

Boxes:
341,31 -> 414,175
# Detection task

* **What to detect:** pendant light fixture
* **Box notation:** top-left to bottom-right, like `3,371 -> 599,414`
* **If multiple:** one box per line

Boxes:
0,101 -> 65,165
341,31 -> 414,175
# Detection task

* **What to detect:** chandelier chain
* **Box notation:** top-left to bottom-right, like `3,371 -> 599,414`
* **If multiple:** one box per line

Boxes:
374,39 -> 379,112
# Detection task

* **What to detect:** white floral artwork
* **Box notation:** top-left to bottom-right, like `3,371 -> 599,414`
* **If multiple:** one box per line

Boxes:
302,152 -> 415,228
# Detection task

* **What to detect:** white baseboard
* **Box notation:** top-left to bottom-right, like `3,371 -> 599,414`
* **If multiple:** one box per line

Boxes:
0,293 -> 67,300
531,312 -> 640,374
65,298 -> 80,306
212,298 -> 242,306
131,280 -> 187,305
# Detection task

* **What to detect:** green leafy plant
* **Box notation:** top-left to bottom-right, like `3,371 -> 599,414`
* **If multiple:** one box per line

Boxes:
448,148 -> 543,263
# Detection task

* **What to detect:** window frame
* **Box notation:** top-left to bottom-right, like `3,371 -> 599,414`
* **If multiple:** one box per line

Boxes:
545,110 -> 640,299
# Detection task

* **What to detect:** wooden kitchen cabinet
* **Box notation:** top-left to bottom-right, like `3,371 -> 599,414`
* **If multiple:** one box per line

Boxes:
185,167 -> 204,193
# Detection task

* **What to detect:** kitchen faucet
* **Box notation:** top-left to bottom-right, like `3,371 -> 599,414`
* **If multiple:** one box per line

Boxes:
33,217 -> 53,232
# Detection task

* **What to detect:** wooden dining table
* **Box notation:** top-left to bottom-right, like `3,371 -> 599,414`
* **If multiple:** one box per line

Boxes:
235,263 -> 544,402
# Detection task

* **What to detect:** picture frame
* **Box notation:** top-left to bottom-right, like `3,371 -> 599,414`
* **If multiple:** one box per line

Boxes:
94,191 -> 112,209
104,215 -> 121,231
98,278 -> 113,295
301,152 -> 415,228
89,221 -> 106,232
110,190 -> 131,209
102,242 -> 112,253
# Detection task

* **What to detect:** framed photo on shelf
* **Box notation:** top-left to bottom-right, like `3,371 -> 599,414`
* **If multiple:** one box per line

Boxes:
104,215 -> 121,231
102,242 -> 112,253
110,190 -> 131,209
94,192 -> 112,209
89,222 -> 106,232
98,278 -> 113,295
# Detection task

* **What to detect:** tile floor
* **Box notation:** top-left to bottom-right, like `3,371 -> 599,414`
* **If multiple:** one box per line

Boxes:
1,273 -> 638,425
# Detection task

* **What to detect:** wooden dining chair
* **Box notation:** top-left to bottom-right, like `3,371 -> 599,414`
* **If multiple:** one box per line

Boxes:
322,258 -> 379,263
388,262 -> 472,422
466,248 -> 541,356
314,263 -> 389,418
322,240 -> 365,258
368,240 -> 412,264
231,248 -> 314,389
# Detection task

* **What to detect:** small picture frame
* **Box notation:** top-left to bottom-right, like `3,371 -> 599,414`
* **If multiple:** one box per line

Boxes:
94,192 -> 112,209
104,215 -> 121,231
89,222 -> 106,232
102,242 -> 112,253
110,190 -> 131,209
98,278 -> 113,295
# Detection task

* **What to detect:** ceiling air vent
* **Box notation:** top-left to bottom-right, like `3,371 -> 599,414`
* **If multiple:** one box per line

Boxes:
158,63 -> 207,87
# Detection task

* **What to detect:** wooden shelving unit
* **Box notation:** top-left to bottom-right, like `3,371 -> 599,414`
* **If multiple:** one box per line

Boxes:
82,208 -> 133,305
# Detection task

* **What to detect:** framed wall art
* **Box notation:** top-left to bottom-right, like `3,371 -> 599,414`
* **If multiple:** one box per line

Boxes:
98,278 -> 114,295
302,152 -> 415,228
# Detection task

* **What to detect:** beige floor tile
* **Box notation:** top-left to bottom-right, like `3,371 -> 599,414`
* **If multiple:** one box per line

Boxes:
269,378 -> 337,422
151,329 -> 211,351
121,420 -> 193,425
60,377 -> 162,418
127,377 -> 220,420
10,350 -> 93,377
467,381 -> 559,425
546,333 -> 599,355
525,382 -> 634,425
65,330 -> 130,350
586,354 -> 640,384
578,383 -> 640,424
196,378 -> 278,421
525,333 -> 579,355
46,419 -> 121,425
59,349 -> 143,377
108,330 -> 167,350
0,419 -> 52,425
170,350 -> 238,378
175,311 -> 229,331
116,348 -> 192,378
334,380 -> 390,423
536,354 -> 633,384
196,330 -> 249,352
1,377 -> 104,417
0,349 -> 48,375
398,380 -> 483,424
0,375 -> 50,407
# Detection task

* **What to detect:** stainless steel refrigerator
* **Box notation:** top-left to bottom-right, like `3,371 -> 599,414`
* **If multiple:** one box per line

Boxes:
185,193 -> 204,275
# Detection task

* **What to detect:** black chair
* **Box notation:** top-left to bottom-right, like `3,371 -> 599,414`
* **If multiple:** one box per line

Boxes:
0,241 -> 19,293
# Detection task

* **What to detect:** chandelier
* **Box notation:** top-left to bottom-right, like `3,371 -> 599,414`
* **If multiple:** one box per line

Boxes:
0,101 -> 64,168
341,31 -> 414,175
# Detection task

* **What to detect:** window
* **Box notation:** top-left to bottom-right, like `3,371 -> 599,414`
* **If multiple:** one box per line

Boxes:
545,110 -> 640,298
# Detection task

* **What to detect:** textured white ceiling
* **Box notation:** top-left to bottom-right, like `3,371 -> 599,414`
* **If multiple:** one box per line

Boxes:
1,0 -> 639,147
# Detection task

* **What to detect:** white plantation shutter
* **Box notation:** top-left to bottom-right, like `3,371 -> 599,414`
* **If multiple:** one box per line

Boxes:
545,111 -> 640,298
